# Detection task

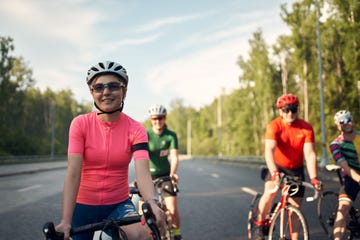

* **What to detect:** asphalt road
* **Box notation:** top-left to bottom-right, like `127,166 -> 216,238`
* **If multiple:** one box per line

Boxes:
0,159 -> 350,239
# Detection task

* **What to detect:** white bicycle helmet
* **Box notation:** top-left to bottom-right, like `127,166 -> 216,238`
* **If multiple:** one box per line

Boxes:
148,104 -> 167,116
86,61 -> 128,85
334,110 -> 352,124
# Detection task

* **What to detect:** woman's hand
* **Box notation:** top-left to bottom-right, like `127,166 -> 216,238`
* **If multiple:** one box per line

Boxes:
171,173 -> 179,184
148,200 -> 165,228
55,221 -> 71,240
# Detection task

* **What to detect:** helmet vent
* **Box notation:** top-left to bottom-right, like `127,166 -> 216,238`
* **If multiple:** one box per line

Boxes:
99,62 -> 105,69
114,66 -> 122,71
91,67 -> 99,72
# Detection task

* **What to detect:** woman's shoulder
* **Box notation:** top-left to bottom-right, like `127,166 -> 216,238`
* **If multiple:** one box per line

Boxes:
73,111 -> 96,122
163,128 -> 177,137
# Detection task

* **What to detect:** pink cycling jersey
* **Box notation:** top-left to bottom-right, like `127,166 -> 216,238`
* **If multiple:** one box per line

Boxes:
68,111 -> 149,205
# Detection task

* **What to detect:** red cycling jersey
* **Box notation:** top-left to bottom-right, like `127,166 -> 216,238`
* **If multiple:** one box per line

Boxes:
265,117 -> 315,169
68,111 -> 149,205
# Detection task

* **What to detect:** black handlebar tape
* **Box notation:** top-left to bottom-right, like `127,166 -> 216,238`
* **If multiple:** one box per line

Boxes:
43,222 -> 64,240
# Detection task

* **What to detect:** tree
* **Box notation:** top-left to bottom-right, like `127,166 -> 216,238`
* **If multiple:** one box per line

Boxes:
237,29 -> 281,155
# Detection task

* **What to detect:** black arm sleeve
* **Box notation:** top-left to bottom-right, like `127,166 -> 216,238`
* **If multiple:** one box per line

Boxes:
132,142 -> 149,152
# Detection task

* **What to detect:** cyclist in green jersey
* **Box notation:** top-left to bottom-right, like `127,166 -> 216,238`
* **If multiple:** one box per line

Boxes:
147,104 -> 183,240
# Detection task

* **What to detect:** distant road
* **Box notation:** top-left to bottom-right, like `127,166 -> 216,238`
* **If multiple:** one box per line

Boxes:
0,159 -> 338,239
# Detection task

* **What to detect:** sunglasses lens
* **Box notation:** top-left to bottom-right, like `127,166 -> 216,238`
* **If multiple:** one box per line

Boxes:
92,84 -> 104,92
151,116 -> 164,121
340,118 -> 352,124
92,82 -> 122,93
108,83 -> 121,91
282,106 -> 298,113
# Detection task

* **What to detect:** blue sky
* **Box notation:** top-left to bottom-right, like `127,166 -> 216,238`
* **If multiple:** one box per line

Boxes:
0,0 -> 296,121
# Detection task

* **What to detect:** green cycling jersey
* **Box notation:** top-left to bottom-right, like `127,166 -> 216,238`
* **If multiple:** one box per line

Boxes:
147,127 -> 178,176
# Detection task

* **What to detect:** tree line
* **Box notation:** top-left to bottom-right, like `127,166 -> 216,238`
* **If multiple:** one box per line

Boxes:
149,0 -> 360,161
0,37 -> 92,156
2,0 -> 360,162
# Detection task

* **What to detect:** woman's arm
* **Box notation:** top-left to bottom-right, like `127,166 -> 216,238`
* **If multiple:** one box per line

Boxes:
55,154 -> 82,239
169,148 -> 179,181
134,159 -> 164,226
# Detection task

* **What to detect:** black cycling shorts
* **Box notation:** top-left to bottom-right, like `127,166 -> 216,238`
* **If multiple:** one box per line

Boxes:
339,175 -> 360,202
152,173 -> 179,197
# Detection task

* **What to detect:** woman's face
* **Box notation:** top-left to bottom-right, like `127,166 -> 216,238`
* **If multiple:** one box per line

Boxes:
90,75 -> 126,113
150,115 -> 166,130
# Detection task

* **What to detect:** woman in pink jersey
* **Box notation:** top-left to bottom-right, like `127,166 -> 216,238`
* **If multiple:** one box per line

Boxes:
55,61 -> 163,240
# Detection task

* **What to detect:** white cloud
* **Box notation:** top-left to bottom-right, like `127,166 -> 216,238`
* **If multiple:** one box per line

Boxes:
1,1 -> 101,46
145,38 -> 246,109
135,13 -> 209,33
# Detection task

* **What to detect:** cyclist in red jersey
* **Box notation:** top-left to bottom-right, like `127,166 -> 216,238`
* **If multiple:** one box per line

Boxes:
252,93 -> 321,240
55,61 -> 163,240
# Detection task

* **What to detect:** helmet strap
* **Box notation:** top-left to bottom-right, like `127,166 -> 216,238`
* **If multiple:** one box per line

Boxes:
95,101 -> 124,115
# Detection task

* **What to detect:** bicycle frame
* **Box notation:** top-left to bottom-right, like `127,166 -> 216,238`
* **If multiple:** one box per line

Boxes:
266,174 -> 317,239
152,176 -> 175,240
131,177 -> 175,240
268,182 -> 299,237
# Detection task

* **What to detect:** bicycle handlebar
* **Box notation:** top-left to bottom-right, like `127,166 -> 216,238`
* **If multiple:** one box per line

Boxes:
302,181 -> 319,202
325,164 -> 341,172
153,176 -> 172,185
152,175 -> 179,193
267,175 -> 319,202
43,204 -> 161,240
43,222 -> 63,240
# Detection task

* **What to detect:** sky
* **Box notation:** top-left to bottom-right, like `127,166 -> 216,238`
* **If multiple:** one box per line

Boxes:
0,0 -> 297,122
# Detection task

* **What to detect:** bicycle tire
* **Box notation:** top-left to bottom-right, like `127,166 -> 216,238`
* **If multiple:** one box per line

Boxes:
317,191 -> 338,239
268,205 -> 309,240
247,193 -> 262,239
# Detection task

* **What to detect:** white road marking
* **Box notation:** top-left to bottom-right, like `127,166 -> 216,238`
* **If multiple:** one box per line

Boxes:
241,187 -> 258,196
17,184 -> 42,192
211,173 -> 219,178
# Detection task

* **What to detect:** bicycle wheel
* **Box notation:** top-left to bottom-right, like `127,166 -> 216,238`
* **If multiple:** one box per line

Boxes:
247,193 -> 262,239
268,205 -> 309,240
317,191 -> 338,239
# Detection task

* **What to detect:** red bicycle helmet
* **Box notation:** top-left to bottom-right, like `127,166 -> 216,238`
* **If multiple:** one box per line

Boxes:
276,94 -> 299,109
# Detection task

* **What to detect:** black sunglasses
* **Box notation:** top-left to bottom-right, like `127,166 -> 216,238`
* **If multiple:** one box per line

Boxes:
91,82 -> 125,93
281,105 -> 298,114
151,116 -> 165,121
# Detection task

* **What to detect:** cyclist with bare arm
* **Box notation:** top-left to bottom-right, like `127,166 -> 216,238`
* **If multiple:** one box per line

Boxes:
147,104 -> 183,240
253,93 -> 321,240
54,61 -> 163,240
329,110 -> 360,240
